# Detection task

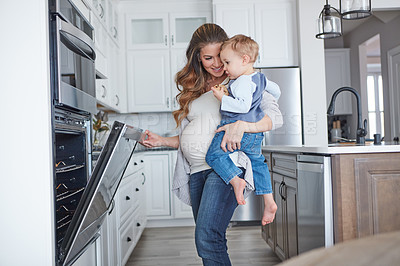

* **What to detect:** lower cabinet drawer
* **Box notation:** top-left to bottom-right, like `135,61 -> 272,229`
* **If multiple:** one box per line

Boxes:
120,219 -> 136,265
119,177 -> 135,223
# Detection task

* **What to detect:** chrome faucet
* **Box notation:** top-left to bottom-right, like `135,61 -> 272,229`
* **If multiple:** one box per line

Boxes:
327,87 -> 368,144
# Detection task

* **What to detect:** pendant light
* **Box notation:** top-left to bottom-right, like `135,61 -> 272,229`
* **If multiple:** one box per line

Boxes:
316,2 -> 342,39
340,0 -> 372,20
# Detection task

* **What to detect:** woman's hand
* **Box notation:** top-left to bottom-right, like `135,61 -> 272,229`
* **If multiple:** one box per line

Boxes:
215,115 -> 273,152
141,130 -> 180,149
141,130 -> 164,148
215,121 -> 246,152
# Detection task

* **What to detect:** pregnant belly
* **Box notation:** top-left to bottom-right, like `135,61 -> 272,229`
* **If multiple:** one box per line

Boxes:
180,122 -> 216,167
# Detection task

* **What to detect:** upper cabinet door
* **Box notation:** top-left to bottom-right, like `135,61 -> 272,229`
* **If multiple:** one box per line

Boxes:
127,50 -> 171,112
169,13 -> 210,49
170,48 -> 187,110
214,0 -> 298,68
214,4 -> 255,38
254,0 -> 298,67
126,13 -> 169,50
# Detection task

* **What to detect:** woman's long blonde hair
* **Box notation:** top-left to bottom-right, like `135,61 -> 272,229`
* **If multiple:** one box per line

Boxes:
172,23 -> 228,126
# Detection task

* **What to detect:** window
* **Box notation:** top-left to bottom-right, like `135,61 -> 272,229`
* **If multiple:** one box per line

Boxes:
367,74 -> 384,139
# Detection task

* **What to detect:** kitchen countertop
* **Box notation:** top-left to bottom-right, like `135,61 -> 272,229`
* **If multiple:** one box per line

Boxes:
262,142 -> 400,155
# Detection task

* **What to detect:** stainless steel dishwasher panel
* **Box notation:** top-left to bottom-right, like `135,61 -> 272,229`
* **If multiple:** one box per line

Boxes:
297,155 -> 333,254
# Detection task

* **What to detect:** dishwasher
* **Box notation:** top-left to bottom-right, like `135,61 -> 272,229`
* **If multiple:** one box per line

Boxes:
297,155 -> 334,253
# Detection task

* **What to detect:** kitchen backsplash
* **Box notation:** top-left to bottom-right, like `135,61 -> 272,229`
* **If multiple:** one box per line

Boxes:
108,112 -> 178,137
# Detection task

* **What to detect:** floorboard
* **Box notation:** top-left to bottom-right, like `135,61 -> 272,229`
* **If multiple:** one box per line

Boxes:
127,225 -> 281,266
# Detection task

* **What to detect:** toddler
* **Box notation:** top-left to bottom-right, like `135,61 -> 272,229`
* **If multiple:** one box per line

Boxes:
205,34 -> 278,225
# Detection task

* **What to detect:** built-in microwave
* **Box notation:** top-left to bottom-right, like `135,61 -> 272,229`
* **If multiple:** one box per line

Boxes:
49,0 -> 97,114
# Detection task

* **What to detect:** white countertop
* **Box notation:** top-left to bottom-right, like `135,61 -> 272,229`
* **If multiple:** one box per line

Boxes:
262,142 -> 400,155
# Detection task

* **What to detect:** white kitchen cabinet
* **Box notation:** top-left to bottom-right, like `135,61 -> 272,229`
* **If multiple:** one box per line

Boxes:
92,0 -> 107,25
125,10 -> 210,112
214,0 -> 298,67
170,48 -> 187,110
170,150 -> 193,218
127,49 -> 171,112
99,154 -> 146,266
106,0 -> 120,43
144,150 -> 194,223
325,49 -> 353,115
144,152 -> 171,216
213,3 -> 254,38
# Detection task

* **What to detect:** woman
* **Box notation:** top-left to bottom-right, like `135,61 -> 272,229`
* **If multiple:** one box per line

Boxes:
142,23 -> 282,265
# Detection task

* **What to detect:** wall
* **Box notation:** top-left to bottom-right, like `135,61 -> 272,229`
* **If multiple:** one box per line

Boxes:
0,0 -> 54,265
297,0 -> 328,145
325,14 -> 400,139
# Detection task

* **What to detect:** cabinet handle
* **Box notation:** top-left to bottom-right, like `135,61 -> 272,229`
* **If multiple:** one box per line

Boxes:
164,35 -> 168,46
167,97 -> 170,108
113,26 -> 117,38
127,237 -> 132,242
99,3 -> 104,18
281,181 -> 287,201
141,172 -> 146,185
171,35 -> 174,46
278,181 -> 284,200
115,95 -> 119,106
101,85 -> 107,98
126,196 -> 130,200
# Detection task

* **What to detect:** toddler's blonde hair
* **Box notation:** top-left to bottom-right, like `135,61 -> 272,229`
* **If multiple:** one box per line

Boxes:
221,34 -> 259,63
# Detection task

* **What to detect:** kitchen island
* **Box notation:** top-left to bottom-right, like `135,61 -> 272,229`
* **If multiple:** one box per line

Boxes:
261,143 -> 400,261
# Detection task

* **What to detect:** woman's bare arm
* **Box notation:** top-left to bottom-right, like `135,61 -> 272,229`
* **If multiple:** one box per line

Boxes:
141,130 -> 179,149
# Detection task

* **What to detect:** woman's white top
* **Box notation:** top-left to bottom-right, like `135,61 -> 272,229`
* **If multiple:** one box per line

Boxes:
180,90 -> 221,174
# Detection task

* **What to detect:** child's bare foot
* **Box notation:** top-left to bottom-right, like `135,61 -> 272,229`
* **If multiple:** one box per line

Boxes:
229,176 -> 246,205
262,194 -> 277,226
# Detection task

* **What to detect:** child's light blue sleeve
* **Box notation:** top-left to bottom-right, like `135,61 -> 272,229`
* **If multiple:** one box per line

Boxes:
265,77 -> 281,101
221,76 -> 255,113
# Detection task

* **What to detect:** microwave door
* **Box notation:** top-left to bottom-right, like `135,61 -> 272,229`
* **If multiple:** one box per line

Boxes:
54,15 -> 97,114
58,122 -> 144,266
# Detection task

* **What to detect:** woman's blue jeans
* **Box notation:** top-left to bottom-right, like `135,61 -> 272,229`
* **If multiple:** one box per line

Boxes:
189,169 -> 239,266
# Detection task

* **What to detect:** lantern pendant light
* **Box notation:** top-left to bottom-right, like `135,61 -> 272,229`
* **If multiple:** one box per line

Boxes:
316,1 -> 342,39
340,0 -> 372,20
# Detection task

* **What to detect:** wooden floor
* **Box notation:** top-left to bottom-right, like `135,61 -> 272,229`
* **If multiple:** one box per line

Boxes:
127,225 -> 281,266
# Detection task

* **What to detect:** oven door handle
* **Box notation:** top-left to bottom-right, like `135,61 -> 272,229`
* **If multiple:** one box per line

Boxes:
58,16 -> 96,61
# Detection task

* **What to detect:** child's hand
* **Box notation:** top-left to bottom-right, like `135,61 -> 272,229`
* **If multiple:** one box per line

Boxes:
211,84 -> 228,101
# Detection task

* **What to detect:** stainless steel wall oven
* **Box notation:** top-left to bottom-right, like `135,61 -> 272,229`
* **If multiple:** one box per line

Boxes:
49,0 -> 97,114
52,108 -> 144,265
53,108 -> 92,264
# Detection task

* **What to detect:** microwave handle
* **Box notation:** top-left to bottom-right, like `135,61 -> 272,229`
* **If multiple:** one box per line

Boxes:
58,16 -> 96,61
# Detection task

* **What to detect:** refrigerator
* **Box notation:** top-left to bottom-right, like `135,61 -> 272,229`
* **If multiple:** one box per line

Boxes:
231,67 -> 302,222
261,67 -> 303,146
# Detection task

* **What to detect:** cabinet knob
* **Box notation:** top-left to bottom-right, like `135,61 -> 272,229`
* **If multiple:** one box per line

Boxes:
126,196 -> 130,200
134,162 -> 138,165
140,160 -> 144,163
127,237 -> 132,242
136,188 -> 139,192
137,223 -> 141,227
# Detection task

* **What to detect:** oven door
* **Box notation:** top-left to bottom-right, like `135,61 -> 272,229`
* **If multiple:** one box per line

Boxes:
58,122 -> 144,266
51,13 -> 97,114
